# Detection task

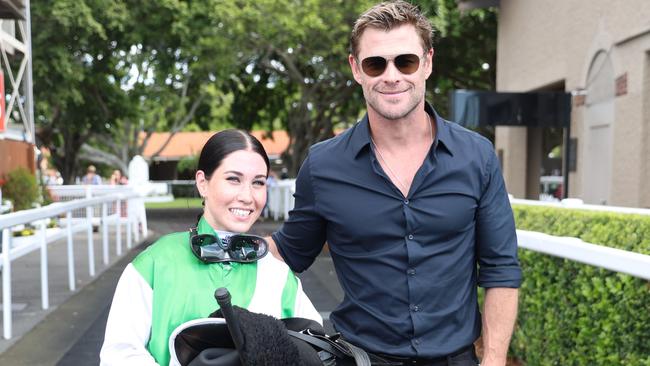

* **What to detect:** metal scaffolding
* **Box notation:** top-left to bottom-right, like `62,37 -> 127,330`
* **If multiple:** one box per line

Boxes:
0,0 -> 33,144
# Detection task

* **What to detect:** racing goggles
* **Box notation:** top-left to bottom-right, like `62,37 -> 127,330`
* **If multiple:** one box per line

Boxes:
189,227 -> 268,264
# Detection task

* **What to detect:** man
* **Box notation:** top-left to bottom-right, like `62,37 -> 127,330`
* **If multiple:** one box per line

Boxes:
270,2 -> 521,365
81,165 -> 102,185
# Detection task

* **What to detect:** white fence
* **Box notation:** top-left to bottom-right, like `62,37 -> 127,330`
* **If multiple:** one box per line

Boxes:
266,186 -> 650,280
266,179 -> 296,221
0,190 -> 144,340
512,197 -> 650,280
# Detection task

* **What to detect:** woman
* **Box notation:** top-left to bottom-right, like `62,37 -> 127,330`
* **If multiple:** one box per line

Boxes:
100,130 -> 321,365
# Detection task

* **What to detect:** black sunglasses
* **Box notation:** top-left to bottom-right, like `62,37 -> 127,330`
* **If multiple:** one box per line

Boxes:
189,228 -> 268,264
360,53 -> 424,77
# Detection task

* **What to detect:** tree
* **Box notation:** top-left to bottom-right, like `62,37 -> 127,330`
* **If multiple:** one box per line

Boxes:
222,0 -> 497,174
32,0 -> 132,182
78,0 -> 214,172
219,0 -> 372,175
417,0 -> 498,140
33,0 -> 498,180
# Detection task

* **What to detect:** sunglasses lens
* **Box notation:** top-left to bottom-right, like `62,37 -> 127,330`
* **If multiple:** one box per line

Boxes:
361,54 -> 421,76
361,56 -> 387,77
394,54 -> 421,74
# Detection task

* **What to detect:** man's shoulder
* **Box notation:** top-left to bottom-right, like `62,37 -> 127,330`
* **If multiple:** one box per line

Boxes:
439,117 -> 495,155
308,123 -> 361,160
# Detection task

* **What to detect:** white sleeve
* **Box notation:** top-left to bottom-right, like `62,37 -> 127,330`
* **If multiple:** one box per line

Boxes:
100,263 -> 160,366
293,277 -> 323,325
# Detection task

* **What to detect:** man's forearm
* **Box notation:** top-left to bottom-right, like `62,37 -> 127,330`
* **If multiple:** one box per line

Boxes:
481,287 -> 518,366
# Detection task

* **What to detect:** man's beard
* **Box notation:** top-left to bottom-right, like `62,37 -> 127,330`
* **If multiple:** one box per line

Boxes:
364,86 -> 425,120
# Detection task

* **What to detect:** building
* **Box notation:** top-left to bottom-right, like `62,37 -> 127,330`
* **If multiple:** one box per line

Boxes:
462,0 -> 650,207
0,0 -> 35,178
142,131 -> 290,180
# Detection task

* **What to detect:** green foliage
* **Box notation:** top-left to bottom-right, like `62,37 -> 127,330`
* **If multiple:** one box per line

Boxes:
33,0 -> 499,179
2,168 -> 40,211
33,0 -> 132,182
219,0 -> 372,175
177,155 -> 198,179
511,205 -> 650,365
415,0 -> 498,118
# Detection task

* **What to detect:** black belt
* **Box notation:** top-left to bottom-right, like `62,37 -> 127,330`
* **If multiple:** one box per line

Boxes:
377,345 -> 475,366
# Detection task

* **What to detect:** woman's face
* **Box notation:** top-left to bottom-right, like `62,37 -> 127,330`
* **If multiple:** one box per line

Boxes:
196,149 -> 268,233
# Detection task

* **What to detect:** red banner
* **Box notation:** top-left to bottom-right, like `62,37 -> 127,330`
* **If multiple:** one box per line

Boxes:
0,70 -> 5,133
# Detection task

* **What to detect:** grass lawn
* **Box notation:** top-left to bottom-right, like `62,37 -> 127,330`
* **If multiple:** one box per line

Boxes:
145,198 -> 203,209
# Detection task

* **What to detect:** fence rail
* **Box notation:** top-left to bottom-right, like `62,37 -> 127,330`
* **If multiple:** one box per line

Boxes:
511,197 -> 650,280
516,230 -> 650,280
0,190 -> 143,340
263,189 -> 650,280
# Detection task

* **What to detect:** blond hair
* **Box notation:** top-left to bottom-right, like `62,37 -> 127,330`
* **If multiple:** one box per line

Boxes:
350,1 -> 433,58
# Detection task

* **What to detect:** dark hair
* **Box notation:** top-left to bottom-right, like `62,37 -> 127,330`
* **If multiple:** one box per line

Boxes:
198,129 -> 270,179
350,0 -> 433,59
196,130 -> 270,224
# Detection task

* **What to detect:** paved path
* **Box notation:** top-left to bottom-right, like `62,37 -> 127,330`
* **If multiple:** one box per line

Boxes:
0,208 -> 343,365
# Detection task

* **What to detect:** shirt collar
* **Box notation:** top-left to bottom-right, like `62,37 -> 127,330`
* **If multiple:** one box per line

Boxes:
351,102 -> 455,158
196,216 -> 238,242
197,215 -> 217,236
427,103 -> 455,157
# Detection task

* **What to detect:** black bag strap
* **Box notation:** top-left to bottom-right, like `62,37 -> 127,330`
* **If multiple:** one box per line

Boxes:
287,330 -> 348,359
287,330 -> 372,366
337,338 -> 371,366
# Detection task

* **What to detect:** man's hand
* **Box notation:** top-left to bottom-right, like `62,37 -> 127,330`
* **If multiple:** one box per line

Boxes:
481,287 -> 518,366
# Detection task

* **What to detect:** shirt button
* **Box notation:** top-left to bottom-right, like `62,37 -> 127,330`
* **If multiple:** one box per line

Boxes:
411,305 -> 420,312
407,268 -> 416,276
403,199 -> 409,205
407,234 -> 414,240
414,339 -> 421,345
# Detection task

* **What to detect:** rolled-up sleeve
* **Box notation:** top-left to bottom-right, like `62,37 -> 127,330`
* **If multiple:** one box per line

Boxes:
272,154 -> 327,272
475,151 -> 522,288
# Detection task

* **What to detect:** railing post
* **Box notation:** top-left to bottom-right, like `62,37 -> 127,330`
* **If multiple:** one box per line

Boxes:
116,198 -> 122,256
2,228 -> 13,339
283,187 -> 291,220
101,202 -> 109,266
66,211 -> 75,291
272,186 -> 280,221
126,210 -> 133,249
39,220 -> 49,310
139,197 -> 148,238
86,204 -> 95,277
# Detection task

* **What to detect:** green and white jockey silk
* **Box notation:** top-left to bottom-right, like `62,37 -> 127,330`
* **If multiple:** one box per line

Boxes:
100,217 -> 321,366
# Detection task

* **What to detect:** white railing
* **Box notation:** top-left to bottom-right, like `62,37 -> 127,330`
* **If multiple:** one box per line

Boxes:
516,230 -> 650,280
48,185 -> 150,237
512,197 -> 650,280
266,179 -> 296,221
0,191 -> 141,340
510,196 -> 650,216
0,201 -> 11,215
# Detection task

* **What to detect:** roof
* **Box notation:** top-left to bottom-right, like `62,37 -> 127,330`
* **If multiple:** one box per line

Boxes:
141,130 -> 290,161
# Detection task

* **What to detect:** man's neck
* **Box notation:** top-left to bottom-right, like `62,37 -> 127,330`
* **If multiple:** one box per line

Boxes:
368,107 -> 435,152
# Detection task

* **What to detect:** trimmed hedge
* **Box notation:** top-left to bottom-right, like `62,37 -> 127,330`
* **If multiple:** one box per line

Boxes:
510,205 -> 650,365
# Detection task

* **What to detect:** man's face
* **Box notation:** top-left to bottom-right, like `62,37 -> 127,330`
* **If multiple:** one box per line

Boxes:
349,24 -> 433,120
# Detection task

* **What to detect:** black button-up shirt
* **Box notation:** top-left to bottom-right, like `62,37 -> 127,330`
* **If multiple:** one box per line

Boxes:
273,103 -> 522,358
